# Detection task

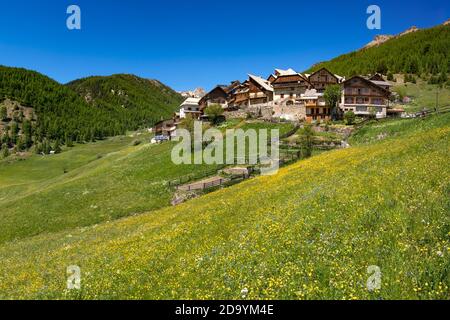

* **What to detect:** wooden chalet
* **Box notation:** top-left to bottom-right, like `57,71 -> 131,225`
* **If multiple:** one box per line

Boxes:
307,67 -> 343,93
340,76 -> 391,118
199,81 -> 240,111
153,119 -> 177,139
271,69 -> 311,103
230,75 -> 274,107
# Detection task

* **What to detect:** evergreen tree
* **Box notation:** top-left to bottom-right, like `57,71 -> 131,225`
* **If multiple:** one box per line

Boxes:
0,106 -> 7,121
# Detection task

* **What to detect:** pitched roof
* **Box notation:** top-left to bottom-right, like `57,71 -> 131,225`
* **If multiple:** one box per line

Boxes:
180,97 -> 201,107
248,74 -> 273,92
272,73 -> 308,84
370,80 -> 392,87
275,68 -> 297,76
309,67 -> 343,82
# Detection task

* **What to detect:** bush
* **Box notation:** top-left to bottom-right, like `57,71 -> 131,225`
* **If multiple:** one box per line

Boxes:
344,111 -> 356,125
204,104 -> 225,125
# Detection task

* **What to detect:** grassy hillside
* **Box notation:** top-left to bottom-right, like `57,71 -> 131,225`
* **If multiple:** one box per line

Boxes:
67,74 -> 183,129
0,134 -> 221,244
0,113 -> 448,299
392,78 -> 450,112
308,25 -> 450,79
0,120 -> 294,244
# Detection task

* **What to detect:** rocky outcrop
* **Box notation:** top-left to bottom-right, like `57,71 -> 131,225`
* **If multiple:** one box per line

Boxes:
364,35 -> 394,49
363,25 -> 421,49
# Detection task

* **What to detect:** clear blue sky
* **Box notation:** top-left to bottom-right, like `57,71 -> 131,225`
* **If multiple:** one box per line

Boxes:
0,0 -> 448,91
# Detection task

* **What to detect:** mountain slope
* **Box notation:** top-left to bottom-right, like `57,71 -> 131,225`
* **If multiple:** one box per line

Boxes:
0,66 -> 122,144
0,67 -> 182,151
0,113 -> 448,299
308,24 -> 450,78
67,74 -> 183,129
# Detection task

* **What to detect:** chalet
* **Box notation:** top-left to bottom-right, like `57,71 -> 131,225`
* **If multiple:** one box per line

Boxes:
340,76 -> 391,118
153,119 -> 177,139
230,75 -> 273,108
230,80 -> 251,108
298,89 -> 331,123
179,97 -> 201,119
307,68 -> 344,93
271,69 -> 311,103
199,81 -> 240,111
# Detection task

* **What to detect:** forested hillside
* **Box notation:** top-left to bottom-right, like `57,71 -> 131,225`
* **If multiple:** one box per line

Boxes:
0,66 -> 182,154
308,25 -> 450,83
67,74 -> 182,129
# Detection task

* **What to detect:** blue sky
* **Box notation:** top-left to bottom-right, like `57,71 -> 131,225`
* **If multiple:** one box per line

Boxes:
0,0 -> 448,91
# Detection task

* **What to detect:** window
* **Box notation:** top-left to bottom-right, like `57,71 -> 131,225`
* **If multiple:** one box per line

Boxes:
372,98 -> 383,105
356,106 -> 368,112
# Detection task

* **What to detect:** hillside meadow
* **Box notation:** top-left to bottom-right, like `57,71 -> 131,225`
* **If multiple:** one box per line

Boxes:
393,79 -> 450,112
0,122 -> 294,244
0,113 -> 448,299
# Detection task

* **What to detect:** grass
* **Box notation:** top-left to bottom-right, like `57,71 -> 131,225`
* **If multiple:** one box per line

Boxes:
0,132 -> 224,244
393,79 -> 450,112
0,113 -> 448,299
0,121 -> 294,244
349,113 -> 450,145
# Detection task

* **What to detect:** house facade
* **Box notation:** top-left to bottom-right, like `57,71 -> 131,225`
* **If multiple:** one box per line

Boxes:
298,89 -> 332,123
272,71 -> 311,103
307,68 -> 343,93
230,75 -> 274,108
179,97 -> 201,119
340,76 -> 391,118
153,119 -> 177,139
199,81 -> 240,111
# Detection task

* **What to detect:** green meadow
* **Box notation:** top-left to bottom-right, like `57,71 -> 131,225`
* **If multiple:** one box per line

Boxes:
0,122 -> 294,244
0,113 -> 448,299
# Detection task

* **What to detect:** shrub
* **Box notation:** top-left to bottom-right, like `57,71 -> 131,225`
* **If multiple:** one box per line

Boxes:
344,111 -> 356,125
